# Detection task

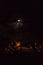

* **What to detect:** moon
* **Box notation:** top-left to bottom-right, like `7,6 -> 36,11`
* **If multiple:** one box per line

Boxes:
7,18 -> 23,30
12,19 -> 23,29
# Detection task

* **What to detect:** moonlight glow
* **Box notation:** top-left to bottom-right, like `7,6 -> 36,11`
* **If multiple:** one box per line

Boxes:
14,18 -> 23,29
17,19 -> 21,22
8,18 -> 23,29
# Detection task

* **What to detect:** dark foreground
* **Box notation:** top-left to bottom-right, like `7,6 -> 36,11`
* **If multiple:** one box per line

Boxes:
0,52 -> 43,65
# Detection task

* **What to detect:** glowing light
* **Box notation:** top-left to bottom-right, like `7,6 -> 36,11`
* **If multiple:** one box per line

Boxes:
17,19 -> 21,22
15,41 -> 21,47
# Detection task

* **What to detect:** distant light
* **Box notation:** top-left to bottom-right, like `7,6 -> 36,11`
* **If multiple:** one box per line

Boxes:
15,41 -> 21,47
14,19 -> 23,29
17,19 -> 21,22
10,18 -> 23,29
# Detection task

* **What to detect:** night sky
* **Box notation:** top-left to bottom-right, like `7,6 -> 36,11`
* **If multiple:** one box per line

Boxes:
0,0 -> 43,47
0,0 -> 43,65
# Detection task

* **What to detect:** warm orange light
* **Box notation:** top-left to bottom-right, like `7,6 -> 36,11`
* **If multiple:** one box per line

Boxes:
15,41 -> 21,47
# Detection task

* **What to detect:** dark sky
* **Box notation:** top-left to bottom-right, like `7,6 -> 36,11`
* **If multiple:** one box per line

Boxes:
0,0 -> 32,16
0,0 -> 43,46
